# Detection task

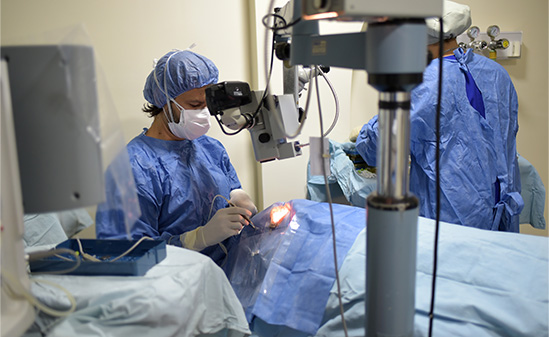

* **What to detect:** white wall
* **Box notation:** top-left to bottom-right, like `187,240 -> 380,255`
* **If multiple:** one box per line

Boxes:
1,0 -> 258,218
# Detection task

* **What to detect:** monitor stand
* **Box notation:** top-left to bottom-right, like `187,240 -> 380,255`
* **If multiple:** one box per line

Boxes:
1,59 -> 35,337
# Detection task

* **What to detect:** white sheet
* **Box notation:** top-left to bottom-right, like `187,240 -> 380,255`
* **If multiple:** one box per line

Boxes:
317,217 -> 549,337
25,245 -> 251,337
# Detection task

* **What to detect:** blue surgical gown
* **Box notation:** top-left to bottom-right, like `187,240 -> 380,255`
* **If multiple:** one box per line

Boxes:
356,48 -> 523,232
96,129 -> 242,264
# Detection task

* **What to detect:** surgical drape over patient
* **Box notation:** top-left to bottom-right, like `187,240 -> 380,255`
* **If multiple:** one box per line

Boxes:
224,199 -> 365,335
143,50 -> 219,108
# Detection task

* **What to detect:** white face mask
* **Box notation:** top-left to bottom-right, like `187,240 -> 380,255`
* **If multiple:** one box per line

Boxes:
165,100 -> 211,140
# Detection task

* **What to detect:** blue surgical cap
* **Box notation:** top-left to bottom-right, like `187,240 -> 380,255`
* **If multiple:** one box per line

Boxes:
143,50 -> 219,108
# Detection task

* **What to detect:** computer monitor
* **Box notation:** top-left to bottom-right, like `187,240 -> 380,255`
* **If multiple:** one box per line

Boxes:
0,44 -> 104,337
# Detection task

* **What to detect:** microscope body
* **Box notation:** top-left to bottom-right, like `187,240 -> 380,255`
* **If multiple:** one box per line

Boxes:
205,81 -> 302,163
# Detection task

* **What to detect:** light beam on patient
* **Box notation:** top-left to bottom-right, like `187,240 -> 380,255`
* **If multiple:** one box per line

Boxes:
270,204 -> 292,228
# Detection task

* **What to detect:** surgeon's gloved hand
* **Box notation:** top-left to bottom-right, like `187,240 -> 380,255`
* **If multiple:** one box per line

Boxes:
229,189 -> 258,216
181,206 -> 252,251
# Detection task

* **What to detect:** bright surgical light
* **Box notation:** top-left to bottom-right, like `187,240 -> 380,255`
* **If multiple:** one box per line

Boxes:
302,12 -> 339,20
270,203 -> 292,228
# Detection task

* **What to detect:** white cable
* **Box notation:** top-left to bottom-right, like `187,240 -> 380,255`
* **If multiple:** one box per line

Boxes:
108,236 -> 154,262
76,238 -> 101,262
2,272 -> 77,317
75,237 -> 154,263
261,9 -> 347,333
264,63 -> 337,141
152,50 -> 182,124
315,73 -> 349,337
319,67 -> 340,138
263,62 -> 315,140
5,237 -> 155,320
29,248 -> 81,275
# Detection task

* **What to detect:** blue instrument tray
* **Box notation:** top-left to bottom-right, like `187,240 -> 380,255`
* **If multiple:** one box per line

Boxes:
29,239 -> 167,276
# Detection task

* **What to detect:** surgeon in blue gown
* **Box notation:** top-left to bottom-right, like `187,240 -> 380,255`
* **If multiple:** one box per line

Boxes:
96,50 -> 257,265
356,0 -> 523,232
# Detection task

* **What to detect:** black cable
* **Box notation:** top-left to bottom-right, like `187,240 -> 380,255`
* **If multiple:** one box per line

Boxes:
252,31 -> 276,121
260,9 -> 311,140
261,13 -> 302,32
246,9 -> 280,127
215,28 -> 277,136
250,16 -> 287,137
214,114 -> 249,136
428,17 -> 444,337
274,17 -> 302,31
262,13 -> 286,30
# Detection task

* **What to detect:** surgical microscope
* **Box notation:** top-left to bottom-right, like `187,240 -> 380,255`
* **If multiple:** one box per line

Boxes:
205,80 -> 303,163
206,1 -> 442,336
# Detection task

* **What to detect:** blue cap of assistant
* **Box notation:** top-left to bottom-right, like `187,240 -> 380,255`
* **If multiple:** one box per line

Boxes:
143,49 -> 219,108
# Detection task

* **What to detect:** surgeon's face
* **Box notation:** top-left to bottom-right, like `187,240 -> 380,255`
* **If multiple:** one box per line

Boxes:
174,86 -> 208,109
170,86 -> 209,122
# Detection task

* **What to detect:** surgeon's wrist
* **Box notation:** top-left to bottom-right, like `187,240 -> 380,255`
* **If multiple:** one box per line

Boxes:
181,227 -> 208,251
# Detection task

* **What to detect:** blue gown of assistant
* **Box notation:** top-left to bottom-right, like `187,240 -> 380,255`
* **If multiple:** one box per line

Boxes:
356,48 -> 523,232
96,129 -> 242,264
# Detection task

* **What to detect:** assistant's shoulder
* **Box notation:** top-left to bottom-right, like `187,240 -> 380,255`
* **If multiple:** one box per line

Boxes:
412,65 -> 439,104
471,53 -> 512,79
